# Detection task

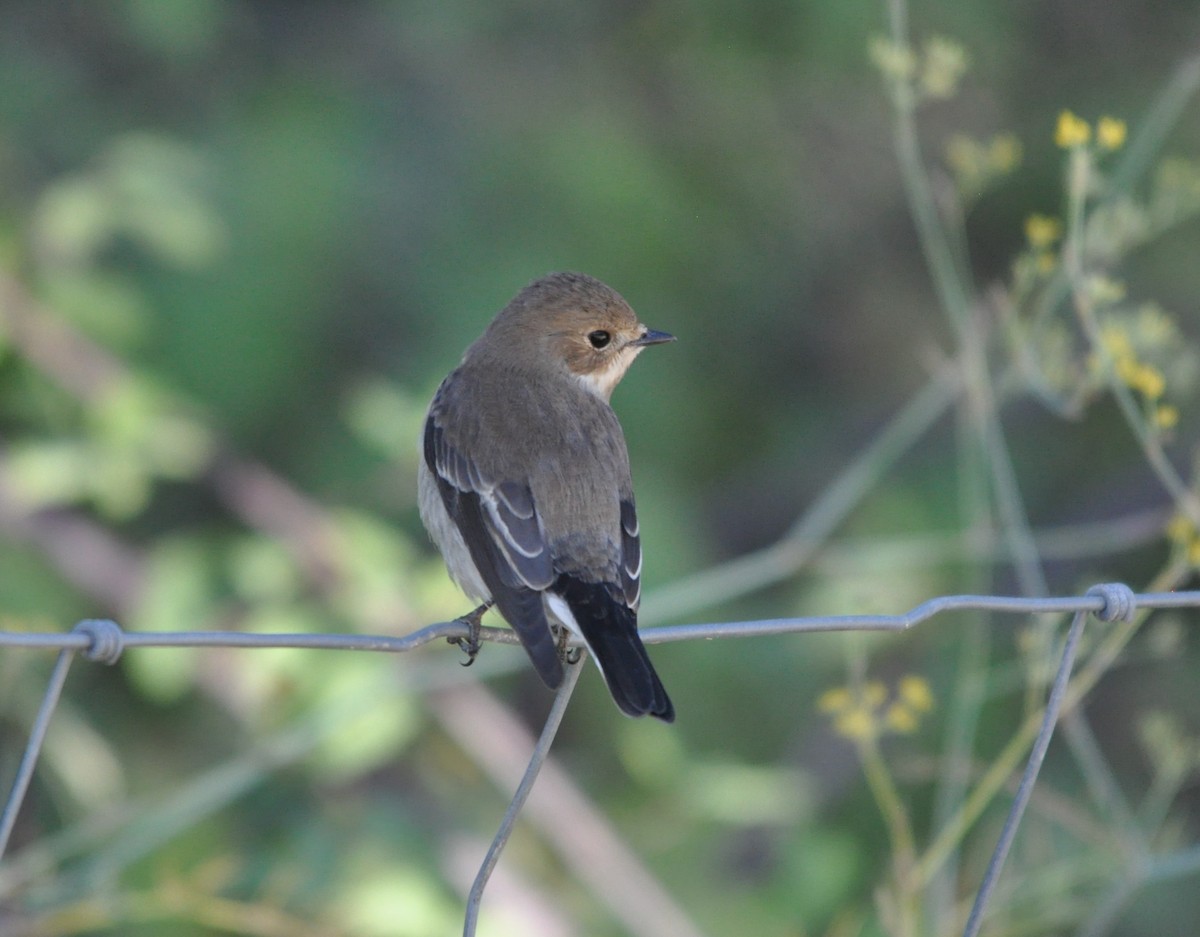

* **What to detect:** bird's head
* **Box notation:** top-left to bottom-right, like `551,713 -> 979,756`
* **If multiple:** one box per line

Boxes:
486,272 -> 674,401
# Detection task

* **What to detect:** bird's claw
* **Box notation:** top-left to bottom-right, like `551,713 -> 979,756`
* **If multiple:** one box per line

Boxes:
448,633 -> 481,667
448,602 -> 490,667
554,624 -> 582,664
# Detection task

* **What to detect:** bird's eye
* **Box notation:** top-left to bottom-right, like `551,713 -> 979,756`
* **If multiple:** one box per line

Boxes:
587,330 -> 612,349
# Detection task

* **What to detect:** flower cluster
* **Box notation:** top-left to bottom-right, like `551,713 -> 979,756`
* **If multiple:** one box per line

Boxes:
869,35 -> 969,102
1090,303 -> 1187,431
945,132 -> 1022,201
1023,212 -> 1063,275
1008,109 -> 1200,429
818,675 -> 935,742
1055,111 -> 1127,151
1016,112 -> 1128,284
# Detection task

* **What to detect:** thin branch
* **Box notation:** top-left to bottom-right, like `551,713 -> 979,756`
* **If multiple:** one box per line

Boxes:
641,366 -> 961,624
1110,50 -> 1200,194
811,508 -> 1168,573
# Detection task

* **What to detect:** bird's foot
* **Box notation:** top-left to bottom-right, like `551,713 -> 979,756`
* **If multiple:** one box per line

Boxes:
554,624 -> 583,665
448,602 -> 491,666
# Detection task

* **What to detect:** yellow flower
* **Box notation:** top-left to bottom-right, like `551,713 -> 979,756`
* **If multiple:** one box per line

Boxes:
1036,251 -> 1057,275
947,133 -> 1022,189
1114,355 -> 1140,386
1088,276 -> 1127,304
945,133 -> 984,179
1154,404 -> 1179,429
1166,513 -> 1195,543
1055,110 -> 1092,148
1099,324 -> 1133,360
1097,116 -> 1127,151
821,676 -> 934,740
1025,214 -> 1062,248
884,704 -> 918,734
835,706 -> 878,741
818,686 -> 853,713
989,133 -> 1022,173
1136,304 -> 1176,345
869,36 -> 917,82
1131,364 -> 1166,400
920,36 -> 969,99
898,675 -> 935,712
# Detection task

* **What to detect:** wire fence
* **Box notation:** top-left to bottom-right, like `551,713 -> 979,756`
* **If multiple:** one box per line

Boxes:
2,582 -> 1197,937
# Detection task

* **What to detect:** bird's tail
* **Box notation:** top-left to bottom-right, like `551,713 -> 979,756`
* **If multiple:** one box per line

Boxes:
584,622 -> 675,722
550,576 -> 675,722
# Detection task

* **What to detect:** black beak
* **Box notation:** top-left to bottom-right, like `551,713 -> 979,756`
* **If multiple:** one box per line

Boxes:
631,328 -> 675,347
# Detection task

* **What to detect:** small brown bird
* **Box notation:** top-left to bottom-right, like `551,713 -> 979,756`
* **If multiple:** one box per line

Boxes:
418,272 -> 675,721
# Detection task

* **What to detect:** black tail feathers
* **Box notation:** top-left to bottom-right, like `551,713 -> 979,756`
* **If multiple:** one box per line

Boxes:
553,575 -> 674,722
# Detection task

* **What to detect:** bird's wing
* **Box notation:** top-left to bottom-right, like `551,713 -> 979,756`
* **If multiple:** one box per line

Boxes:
548,494 -> 674,721
423,411 -> 563,688
539,483 -> 671,721
618,497 -> 642,610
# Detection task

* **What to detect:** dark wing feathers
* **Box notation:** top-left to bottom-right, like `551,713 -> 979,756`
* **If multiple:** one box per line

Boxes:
424,415 -> 562,687
489,481 -> 549,572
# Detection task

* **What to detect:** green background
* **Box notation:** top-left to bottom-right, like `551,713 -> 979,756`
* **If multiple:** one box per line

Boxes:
1,2 -> 1199,935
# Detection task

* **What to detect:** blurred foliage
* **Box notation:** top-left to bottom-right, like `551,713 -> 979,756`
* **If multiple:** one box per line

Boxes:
1,1 -> 1200,936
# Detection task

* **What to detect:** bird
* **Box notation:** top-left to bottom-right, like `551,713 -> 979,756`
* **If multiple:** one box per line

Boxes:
418,272 -> 675,721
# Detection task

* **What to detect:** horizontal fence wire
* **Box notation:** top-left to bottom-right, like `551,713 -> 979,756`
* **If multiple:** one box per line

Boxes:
2,583 -> 1199,937
3,587 -> 1197,659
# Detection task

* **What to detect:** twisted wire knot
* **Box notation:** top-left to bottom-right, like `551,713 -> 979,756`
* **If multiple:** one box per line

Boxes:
1085,583 -> 1137,622
73,619 -> 125,664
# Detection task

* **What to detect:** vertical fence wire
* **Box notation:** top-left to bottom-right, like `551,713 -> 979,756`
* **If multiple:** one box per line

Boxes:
462,656 -> 584,937
960,609 -> 1088,937
0,649 -> 76,858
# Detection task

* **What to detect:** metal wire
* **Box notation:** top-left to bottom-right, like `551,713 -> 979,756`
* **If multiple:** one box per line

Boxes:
462,655 -> 584,937
2,588 -> 1195,658
961,609 -> 1089,937
1,582 -> 1197,936
0,649 -> 75,859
